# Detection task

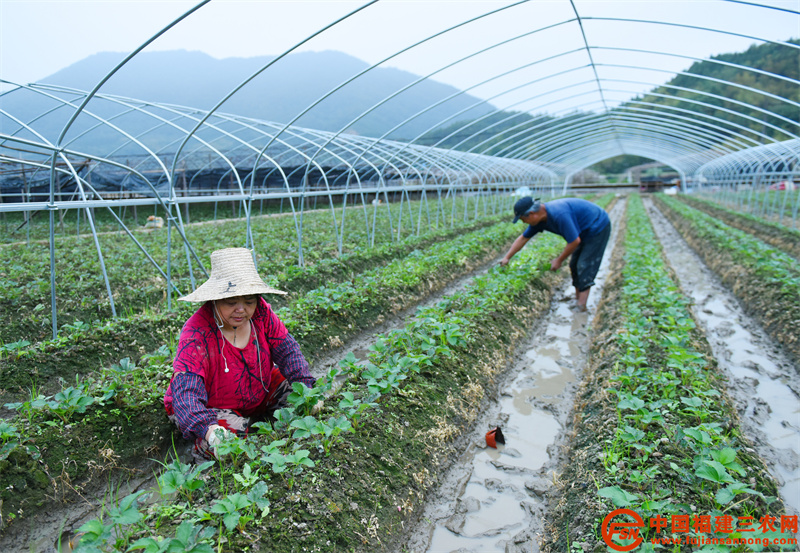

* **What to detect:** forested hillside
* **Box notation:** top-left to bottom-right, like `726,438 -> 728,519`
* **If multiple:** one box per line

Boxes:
420,38 -> 799,156
625,38 -> 800,142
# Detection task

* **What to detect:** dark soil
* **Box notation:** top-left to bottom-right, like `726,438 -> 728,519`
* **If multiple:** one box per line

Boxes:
0,400 -> 176,547
0,311 -> 188,407
0,234 -> 550,552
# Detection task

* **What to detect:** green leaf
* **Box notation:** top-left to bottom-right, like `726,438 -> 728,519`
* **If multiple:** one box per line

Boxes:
715,482 -> 761,505
330,415 -> 352,433
709,448 -> 746,475
78,518 -> 113,539
598,485 -> 639,507
287,449 -> 315,468
290,415 -> 321,439
128,537 -> 170,553
711,448 -> 736,465
695,460 -> 735,484
715,487 -> 736,505
158,471 -> 184,495
619,425 -> 645,443
684,427 -> 712,445
640,499 -> 668,512
222,512 -> 240,531
108,491 -> 145,525
680,396 -> 704,408
618,397 -> 646,410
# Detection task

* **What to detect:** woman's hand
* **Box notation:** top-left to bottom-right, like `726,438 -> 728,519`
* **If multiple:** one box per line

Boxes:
205,424 -> 233,450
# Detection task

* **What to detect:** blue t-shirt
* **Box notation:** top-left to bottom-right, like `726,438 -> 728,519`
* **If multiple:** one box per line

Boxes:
522,198 -> 609,242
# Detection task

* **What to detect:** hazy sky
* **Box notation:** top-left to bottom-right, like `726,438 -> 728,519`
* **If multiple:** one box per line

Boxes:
1,0 -> 798,113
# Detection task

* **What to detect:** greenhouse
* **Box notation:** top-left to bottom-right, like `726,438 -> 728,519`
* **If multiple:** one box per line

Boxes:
0,1 -> 798,552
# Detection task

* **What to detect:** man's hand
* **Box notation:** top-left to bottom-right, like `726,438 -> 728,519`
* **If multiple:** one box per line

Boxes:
552,238 -> 580,271
498,257 -> 510,267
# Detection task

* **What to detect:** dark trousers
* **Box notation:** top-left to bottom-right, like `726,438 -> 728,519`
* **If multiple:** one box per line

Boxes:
570,222 -> 611,292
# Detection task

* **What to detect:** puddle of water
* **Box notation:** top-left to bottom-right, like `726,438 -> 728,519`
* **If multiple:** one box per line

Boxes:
646,199 -> 800,520
458,483 -> 526,534
422,327 -> 578,552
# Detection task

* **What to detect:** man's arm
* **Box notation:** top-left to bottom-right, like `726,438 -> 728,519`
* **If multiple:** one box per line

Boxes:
500,234 -> 531,266
551,237 -> 581,270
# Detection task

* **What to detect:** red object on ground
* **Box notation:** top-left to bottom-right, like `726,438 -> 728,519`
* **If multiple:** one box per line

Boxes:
485,426 -> 505,448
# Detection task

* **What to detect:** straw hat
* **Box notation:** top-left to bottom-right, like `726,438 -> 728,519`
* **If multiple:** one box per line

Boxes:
178,248 -> 286,302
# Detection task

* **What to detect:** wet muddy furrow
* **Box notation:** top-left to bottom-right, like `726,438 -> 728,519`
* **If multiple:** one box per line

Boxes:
644,198 -> 800,520
402,199 -> 625,553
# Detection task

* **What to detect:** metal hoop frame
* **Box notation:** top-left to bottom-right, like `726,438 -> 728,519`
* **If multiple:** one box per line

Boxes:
1,0 -> 798,337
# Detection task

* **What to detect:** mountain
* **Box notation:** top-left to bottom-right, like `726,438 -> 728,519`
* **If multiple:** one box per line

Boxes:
3,49 -> 496,144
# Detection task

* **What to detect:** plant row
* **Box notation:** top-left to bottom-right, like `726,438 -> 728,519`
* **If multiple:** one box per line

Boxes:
655,194 -> 800,364
0,208 -> 526,543
0,212 -> 520,418
2,192 -> 499,244
3,223 -> 570,551
2,214 -> 521,475
676,195 -> 800,260
1,194 -> 611,549
277,219 -> 523,353
2,201 -> 286,244
708,189 -> 799,223
543,194 -> 792,553
0,195 -> 506,345
0,213 -> 518,407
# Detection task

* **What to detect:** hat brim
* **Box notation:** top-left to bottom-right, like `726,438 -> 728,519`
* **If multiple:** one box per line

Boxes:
178,279 -> 286,302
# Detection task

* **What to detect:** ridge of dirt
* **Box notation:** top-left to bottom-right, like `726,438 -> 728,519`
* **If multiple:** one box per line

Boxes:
645,198 -> 800,520
396,197 -> 625,553
541,197 -> 788,553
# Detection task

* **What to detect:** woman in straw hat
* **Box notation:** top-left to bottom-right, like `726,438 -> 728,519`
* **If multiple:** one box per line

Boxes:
164,248 -> 315,461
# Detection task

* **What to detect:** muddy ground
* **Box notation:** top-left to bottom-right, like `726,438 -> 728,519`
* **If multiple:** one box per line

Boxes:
5,194 -> 798,552
541,198 -> 797,552
400,198 -> 625,553
0,245 -> 515,553
399,196 -> 798,553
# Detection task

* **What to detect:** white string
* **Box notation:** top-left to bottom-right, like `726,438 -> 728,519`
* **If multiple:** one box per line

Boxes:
213,304 -> 265,391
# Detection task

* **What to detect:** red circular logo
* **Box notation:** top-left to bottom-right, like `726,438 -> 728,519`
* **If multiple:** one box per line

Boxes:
601,508 -> 645,552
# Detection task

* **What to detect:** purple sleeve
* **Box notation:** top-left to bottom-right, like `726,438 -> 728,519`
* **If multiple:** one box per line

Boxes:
272,333 -> 316,388
170,371 -> 217,441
